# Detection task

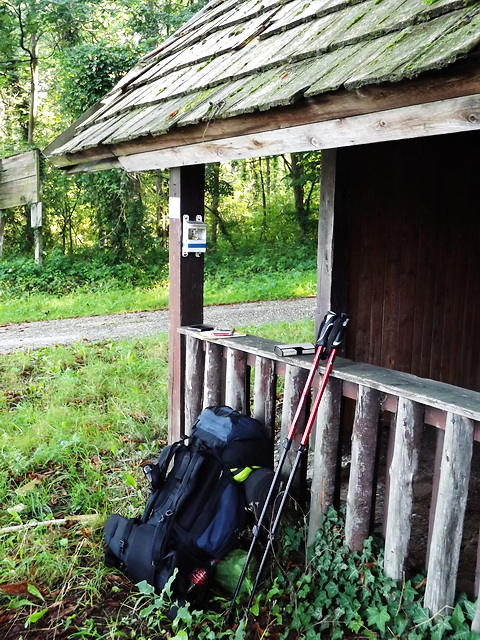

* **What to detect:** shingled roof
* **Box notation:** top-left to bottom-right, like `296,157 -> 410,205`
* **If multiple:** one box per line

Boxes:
46,0 -> 480,170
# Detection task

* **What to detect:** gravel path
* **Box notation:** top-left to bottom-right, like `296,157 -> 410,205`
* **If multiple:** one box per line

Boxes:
0,298 -> 316,354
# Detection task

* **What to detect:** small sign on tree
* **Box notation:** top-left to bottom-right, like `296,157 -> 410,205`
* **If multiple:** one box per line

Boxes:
0,150 -> 43,264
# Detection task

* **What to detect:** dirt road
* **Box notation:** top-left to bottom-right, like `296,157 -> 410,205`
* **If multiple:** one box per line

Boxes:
0,297 -> 316,353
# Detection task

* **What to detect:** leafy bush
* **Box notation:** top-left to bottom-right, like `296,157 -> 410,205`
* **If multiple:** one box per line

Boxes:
0,243 -> 316,303
0,249 -> 168,296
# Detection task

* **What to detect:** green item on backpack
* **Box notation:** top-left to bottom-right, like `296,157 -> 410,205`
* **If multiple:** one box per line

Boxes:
215,549 -> 258,598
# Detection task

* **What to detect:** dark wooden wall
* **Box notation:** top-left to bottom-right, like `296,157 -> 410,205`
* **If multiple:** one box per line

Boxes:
336,131 -> 479,391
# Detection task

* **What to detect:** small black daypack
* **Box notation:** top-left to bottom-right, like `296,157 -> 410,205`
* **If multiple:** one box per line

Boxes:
104,406 -> 272,606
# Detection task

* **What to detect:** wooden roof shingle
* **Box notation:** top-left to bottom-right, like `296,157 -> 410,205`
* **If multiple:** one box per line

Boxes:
46,0 -> 480,167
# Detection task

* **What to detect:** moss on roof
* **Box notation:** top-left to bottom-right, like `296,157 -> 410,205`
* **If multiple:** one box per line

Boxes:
48,0 -> 480,158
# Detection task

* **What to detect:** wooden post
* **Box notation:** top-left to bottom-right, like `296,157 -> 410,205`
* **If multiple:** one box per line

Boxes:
381,408 -> 398,539
316,149 -> 349,331
424,413 -> 474,617
253,356 -> 276,440
184,335 -> 205,434
168,165 -> 205,442
472,600 -> 480,635
203,341 -> 224,408
345,385 -> 381,551
384,398 -> 424,581
280,365 -> 308,493
0,213 -> 4,259
225,347 -> 247,412
426,428 -> 445,564
307,377 -> 342,545
31,202 -> 42,265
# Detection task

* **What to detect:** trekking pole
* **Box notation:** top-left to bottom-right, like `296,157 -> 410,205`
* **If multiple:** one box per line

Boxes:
225,310 -> 338,624
242,313 -> 350,621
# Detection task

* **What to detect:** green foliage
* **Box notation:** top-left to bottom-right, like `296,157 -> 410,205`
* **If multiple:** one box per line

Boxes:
120,0 -> 210,49
93,508 -> 479,639
58,42 -> 139,118
0,244 -> 316,323
0,248 -> 167,294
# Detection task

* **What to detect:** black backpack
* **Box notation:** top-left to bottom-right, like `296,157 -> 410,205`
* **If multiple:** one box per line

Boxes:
104,406 -> 272,606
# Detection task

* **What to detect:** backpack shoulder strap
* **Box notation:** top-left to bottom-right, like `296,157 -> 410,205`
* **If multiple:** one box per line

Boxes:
143,439 -> 185,490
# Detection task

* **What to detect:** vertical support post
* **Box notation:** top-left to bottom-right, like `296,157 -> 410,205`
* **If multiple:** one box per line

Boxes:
424,413 -> 474,617
281,365 -> 308,496
184,335 -> 205,434
316,149 -> 348,332
225,347 -> 247,412
307,377 -> 342,545
168,165 -> 205,442
203,341 -> 224,408
31,202 -> 43,265
0,213 -> 5,260
384,398 -> 423,580
345,385 -> 381,551
427,428 -> 445,564
382,408 -> 398,539
253,356 -> 276,439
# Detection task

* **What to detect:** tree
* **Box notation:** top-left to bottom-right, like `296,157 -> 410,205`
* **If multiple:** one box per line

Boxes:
0,0 -> 103,146
282,152 -> 321,239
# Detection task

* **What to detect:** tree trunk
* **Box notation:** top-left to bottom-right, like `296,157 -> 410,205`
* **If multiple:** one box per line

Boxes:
210,163 -> 220,247
290,153 -> 308,237
155,169 -> 168,245
28,33 -> 39,144
0,214 -> 5,260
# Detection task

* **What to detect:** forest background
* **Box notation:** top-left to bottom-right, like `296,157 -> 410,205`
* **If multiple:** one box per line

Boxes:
0,0 -> 320,322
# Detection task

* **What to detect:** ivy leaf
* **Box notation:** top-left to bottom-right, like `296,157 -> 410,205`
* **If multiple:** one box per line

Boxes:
367,604 -> 390,633
326,581 -> 339,598
451,622 -> 477,639
451,603 -> 465,629
462,598 -> 477,621
411,602 -> 433,627
431,615 -> 452,640
402,581 -> 418,604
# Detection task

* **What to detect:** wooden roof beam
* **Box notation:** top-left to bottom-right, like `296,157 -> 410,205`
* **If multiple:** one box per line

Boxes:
46,60 -> 480,172
116,94 -> 480,172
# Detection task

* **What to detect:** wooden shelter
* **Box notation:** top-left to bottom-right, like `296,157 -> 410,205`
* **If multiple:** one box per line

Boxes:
45,0 -> 480,622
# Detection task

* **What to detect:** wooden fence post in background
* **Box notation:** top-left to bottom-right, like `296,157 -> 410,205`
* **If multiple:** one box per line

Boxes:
31,201 -> 43,265
384,398 -> 423,580
424,412 -> 474,617
0,213 -> 4,259
281,365 -> 308,495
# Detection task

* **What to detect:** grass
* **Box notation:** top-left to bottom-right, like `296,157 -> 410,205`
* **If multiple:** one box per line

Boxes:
0,269 -> 316,325
0,320 -> 314,638
1,322 -> 479,639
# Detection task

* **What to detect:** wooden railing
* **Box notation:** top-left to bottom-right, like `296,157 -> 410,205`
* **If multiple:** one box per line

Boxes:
179,328 -> 480,622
